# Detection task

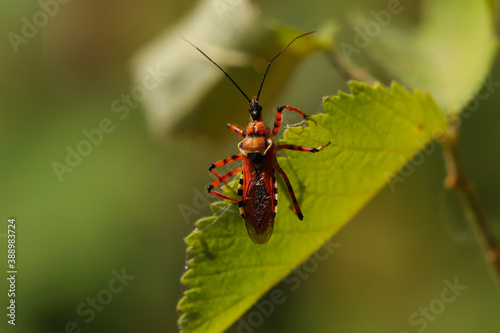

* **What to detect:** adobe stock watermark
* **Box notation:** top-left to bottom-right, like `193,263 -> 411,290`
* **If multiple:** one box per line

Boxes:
7,0 -> 73,54
50,267 -> 135,333
400,277 -> 467,333
236,238 -> 340,333
340,0 -> 411,63
385,128 -> 445,192
212,0 -> 244,20
51,65 -> 169,182
179,184 -> 221,225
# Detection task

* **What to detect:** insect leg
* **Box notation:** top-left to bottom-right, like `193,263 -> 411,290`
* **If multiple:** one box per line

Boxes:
272,105 -> 309,136
208,154 -> 242,186
276,142 -> 331,153
227,123 -> 246,137
207,167 -> 243,202
274,159 -> 303,220
209,154 -> 242,172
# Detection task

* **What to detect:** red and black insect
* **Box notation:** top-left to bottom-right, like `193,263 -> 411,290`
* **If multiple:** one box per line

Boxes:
183,32 -> 329,244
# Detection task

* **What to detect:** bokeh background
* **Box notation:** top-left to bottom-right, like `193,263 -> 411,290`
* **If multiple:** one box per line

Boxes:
1,0 -> 500,332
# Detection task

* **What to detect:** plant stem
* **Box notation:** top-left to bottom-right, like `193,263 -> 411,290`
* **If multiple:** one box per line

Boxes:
441,114 -> 500,291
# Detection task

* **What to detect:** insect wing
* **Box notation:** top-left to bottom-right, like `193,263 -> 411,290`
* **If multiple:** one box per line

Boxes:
240,153 -> 276,244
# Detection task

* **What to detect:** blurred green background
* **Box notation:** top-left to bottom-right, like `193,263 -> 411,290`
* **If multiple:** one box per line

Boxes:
1,0 -> 500,332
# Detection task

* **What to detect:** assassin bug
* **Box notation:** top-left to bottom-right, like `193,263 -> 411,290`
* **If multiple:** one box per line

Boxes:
183,31 -> 329,244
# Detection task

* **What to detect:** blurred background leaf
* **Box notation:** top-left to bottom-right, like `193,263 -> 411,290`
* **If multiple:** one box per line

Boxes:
362,0 -> 498,114
130,0 -> 333,140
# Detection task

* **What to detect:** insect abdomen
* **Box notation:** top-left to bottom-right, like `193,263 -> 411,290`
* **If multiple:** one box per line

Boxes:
243,174 -> 274,244
238,152 -> 276,244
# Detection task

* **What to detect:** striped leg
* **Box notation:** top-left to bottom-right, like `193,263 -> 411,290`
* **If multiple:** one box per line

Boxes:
272,172 -> 278,217
274,159 -> 303,220
276,142 -> 330,153
227,123 -> 246,137
208,154 -> 242,186
272,105 -> 309,136
207,167 -> 243,202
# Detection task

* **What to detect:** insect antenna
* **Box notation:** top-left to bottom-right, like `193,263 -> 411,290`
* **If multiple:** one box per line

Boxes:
256,31 -> 316,100
181,36 -> 251,103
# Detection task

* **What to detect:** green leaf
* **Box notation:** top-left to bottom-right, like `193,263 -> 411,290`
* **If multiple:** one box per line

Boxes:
367,0 -> 498,114
177,81 -> 447,332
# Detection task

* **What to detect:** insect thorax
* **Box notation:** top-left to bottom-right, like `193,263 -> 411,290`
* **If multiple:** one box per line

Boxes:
238,121 -> 273,157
